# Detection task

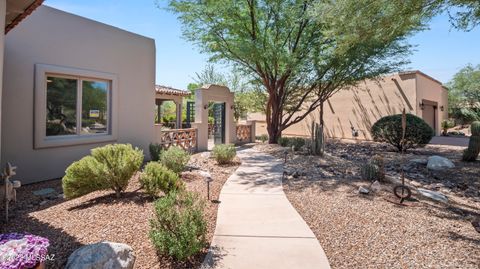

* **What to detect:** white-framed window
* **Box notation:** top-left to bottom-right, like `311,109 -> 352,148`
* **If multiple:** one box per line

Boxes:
35,64 -> 118,148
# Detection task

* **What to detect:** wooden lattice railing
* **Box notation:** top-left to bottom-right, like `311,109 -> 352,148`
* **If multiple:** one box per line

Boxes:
159,128 -> 197,152
236,124 -> 252,143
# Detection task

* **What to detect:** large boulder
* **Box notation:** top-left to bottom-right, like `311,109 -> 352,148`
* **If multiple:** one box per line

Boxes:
66,241 -> 135,269
427,156 -> 455,171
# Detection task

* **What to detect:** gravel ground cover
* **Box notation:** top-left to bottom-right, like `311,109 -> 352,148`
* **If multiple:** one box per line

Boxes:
255,140 -> 480,269
0,152 -> 240,269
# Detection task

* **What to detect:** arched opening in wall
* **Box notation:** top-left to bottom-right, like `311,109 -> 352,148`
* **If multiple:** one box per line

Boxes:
207,101 -> 226,150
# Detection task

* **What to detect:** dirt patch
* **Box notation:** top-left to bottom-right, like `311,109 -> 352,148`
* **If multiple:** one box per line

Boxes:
256,140 -> 480,268
0,152 -> 240,269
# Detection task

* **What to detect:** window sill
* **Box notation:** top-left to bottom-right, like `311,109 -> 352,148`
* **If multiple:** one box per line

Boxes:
35,134 -> 117,149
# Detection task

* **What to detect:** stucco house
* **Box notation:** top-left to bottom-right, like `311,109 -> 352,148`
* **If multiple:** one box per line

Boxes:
250,71 -> 448,140
0,3 -> 156,184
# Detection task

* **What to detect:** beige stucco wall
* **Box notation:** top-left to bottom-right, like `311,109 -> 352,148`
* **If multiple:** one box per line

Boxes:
415,74 -> 449,136
1,6 -> 155,184
250,72 -> 448,140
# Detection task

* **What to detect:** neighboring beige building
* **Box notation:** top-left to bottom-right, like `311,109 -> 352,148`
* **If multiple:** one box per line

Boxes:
250,71 -> 448,140
1,5 -> 155,183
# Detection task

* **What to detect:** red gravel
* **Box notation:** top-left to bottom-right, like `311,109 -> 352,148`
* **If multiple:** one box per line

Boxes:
0,152 -> 240,269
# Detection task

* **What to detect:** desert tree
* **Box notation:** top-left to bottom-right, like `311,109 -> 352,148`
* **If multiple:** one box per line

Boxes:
166,0 -> 435,143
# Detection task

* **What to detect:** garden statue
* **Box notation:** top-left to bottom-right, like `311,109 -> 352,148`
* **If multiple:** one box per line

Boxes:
1,162 -> 21,222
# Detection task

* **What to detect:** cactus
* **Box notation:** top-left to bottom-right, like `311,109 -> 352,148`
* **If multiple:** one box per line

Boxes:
462,134 -> 480,162
462,123 -> 480,162
471,121 -> 480,136
360,155 -> 385,181
310,123 -> 325,156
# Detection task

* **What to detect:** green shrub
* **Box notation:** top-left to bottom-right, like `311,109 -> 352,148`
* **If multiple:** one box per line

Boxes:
441,120 -> 454,136
371,114 -> 434,151
140,162 -> 183,197
150,191 -> 207,260
257,134 -> 268,143
277,137 -> 306,151
149,143 -> 163,161
289,137 -> 306,151
278,137 -> 289,147
160,146 -> 190,174
63,144 -> 143,199
212,144 -> 236,164
451,107 -> 479,125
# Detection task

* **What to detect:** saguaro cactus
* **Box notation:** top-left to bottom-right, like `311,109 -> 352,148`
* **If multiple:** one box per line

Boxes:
310,123 -> 325,156
462,121 -> 480,162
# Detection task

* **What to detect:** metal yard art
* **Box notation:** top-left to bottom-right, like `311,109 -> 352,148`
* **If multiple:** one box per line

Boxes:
391,109 -> 413,204
1,162 -> 20,222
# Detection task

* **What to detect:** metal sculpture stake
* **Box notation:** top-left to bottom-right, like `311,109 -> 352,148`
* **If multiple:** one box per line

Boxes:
393,109 -> 412,203
2,163 -> 18,222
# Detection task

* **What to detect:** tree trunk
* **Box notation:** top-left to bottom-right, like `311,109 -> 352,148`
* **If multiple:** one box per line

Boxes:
266,90 -> 282,144
319,101 -> 324,126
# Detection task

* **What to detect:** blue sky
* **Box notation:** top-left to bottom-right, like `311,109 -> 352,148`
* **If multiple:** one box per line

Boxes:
44,0 -> 479,89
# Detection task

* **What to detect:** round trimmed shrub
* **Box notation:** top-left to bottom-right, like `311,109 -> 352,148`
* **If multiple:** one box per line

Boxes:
160,146 -> 190,174
371,114 -> 434,151
149,191 -> 206,260
212,144 -> 236,164
140,162 -> 183,197
62,143 -> 144,199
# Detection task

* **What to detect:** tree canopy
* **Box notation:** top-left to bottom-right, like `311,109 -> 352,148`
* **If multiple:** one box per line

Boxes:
447,64 -> 480,123
441,0 -> 480,31
189,64 -> 266,120
166,0 -> 436,142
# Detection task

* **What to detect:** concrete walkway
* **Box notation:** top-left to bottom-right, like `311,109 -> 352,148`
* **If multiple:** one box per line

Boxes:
429,136 -> 469,147
203,147 -> 330,269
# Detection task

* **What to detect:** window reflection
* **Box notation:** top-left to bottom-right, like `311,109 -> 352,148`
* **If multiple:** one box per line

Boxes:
46,77 -> 77,136
82,80 -> 108,134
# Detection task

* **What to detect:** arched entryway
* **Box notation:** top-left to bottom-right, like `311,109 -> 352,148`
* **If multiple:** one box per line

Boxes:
191,84 -> 236,151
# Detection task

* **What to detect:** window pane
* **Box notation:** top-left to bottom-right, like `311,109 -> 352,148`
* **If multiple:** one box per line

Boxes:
46,76 -> 77,136
82,80 -> 108,134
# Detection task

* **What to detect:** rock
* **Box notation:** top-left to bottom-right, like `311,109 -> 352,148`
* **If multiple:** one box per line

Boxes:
198,170 -> 212,180
417,188 -> 448,203
33,188 -> 55,197
292,171 -> 300,178
66,241 -> 135,269
358,186 -> 369,194
39,200 -> 48,206
427,156 -> 455,171
371,181 -> 381,192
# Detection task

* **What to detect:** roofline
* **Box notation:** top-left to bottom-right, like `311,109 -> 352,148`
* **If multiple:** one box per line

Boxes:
5,0 -> 44,34
155,85 -> 190,96
40,5 -> 155,42
398,70 -> 443,85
